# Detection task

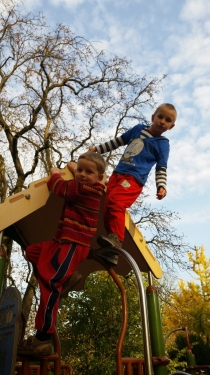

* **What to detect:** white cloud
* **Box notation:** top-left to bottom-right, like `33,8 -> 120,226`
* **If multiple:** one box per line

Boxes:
177,209 -> 210,226
15,0 -> 43,9
193,86 -> 210,112
181,0 -> 210,21
50,0 -> 85,7
197,134 -> 210,149
168,138 -> 210,197
168,32 -> 210,72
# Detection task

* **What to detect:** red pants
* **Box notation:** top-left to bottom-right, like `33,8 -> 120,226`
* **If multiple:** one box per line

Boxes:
26,241 -> 89,334
104,173 -> 143,242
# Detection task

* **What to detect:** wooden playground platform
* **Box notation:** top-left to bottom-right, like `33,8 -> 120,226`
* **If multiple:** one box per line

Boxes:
0,167 -> 162,290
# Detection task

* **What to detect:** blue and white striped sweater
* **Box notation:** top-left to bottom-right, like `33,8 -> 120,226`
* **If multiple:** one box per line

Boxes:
96,124 -> 169,190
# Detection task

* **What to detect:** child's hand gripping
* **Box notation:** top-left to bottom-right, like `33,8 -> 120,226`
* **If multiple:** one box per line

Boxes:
156,187 -> 166,200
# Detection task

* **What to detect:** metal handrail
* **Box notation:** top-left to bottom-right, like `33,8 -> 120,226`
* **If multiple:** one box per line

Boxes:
95,246 -> 154,375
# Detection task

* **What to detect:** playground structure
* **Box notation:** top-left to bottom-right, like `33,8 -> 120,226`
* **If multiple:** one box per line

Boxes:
164,327 -> 210,375
0,167 -> 208,375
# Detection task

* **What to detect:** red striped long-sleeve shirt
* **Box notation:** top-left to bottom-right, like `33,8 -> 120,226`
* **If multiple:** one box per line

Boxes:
47,173 -> 105,246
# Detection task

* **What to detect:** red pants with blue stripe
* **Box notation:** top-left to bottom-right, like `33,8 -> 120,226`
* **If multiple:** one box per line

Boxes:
104,173 -> 143,242
26,241 -> 89,334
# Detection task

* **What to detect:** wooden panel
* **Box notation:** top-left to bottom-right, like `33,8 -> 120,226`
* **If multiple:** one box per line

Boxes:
0,168 -> 162,279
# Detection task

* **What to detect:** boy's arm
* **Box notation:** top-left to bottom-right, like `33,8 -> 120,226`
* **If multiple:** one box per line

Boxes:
48,164 -> 75,198
89,147 -> 97,152
67,161 -> 77,176
50,167 -> 61,175
155,165 -> 167,200
88,135 -> 125,154
155,166 -> 167,197
156,186 -> 166,200
49,163 -> 77,177
88,124 -> 142,154
155,139 -> 169,200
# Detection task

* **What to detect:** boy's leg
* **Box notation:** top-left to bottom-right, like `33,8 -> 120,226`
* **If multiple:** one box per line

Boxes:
25,241 -> 53,278
18,241 -> 54,355
18,241 -> 89,355
60,270 -> 83,298
25,242 -> 43,269
35,241 -> 89,334
104,173 -> 143,241
97,173 -> 143,265
60,244 -> 88,299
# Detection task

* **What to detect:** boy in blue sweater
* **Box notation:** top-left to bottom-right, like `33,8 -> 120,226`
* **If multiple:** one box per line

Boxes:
89,103 -> 177,265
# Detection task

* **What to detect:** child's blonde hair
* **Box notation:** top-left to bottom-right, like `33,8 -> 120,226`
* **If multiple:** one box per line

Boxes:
78,152 -> 106,174
154,103 -> 177,120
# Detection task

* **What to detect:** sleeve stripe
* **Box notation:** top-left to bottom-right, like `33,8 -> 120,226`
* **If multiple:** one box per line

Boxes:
96,136 -> 124,154
156,166 -> 167,189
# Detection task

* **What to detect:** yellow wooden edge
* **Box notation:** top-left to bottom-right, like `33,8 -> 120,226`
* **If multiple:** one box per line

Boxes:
125,211 -> 162,279
0,167 -> 74,232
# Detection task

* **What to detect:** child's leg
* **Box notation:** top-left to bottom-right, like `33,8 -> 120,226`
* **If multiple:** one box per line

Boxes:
25,242 -> 43,267
25,242 -> 48,278
104,173 -> 143,242
35,241 -> 89,334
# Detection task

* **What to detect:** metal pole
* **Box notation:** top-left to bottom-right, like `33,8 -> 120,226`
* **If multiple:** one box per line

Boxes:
165,327 -> 196,371
0,231 -> 6,297
146,271 -> 167,375
100,247 -> 154,375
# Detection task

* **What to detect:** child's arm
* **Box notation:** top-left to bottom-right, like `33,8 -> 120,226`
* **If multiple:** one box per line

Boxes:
67,161 -> 77,176
88,147 -> 97,152
89,124 -> 143,155
50,167 -> 61,175
156,187 -> 166,200
88,134 -> 126,155
47,165 -> 75,198
50,163 -> 77,176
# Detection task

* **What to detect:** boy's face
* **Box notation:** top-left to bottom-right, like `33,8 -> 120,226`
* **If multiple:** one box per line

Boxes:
75,158 -> 103,185
150,106 -> 176,136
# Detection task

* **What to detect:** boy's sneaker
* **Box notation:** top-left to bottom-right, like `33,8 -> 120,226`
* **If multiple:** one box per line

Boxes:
97,233 -> 122,248
97,233 -> 122,266
17,336 -> 52,356
61,271 -> 83,298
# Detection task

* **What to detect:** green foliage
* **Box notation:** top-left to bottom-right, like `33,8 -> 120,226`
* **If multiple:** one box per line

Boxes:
163,246 -> 210,369
166,332 -> 210,373
57,271 -> 144,375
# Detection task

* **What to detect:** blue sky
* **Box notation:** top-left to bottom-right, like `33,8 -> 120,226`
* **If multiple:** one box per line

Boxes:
4,0 -> 210,279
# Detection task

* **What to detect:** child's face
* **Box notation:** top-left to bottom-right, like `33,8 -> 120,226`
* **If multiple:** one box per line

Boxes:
75,158 -> 103,185
150,106 -> 176,136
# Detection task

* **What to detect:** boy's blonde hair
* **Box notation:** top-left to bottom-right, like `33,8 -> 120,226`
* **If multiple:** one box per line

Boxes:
154,103 -> 177,120
78,152 -> 106,174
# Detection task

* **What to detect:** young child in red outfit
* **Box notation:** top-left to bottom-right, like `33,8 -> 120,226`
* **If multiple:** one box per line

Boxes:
18,152 -> 106,356
89,103 -> 177,266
